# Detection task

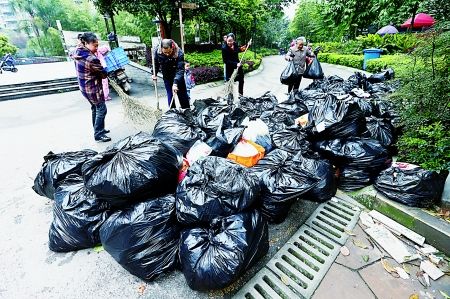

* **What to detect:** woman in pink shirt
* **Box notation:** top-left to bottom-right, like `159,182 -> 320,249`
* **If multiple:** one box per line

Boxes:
95,45 -> 111,100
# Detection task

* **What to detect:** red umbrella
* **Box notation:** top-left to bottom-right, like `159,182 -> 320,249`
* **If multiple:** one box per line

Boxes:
401,13 -> 435,28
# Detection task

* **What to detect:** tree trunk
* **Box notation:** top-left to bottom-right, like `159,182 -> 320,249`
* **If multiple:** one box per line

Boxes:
409,3 -> 419,33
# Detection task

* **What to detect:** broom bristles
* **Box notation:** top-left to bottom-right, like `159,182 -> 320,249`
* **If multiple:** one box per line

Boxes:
110,80 -> 163,131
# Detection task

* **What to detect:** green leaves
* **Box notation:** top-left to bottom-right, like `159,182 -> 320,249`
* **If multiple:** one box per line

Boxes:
0,34 -> 18,56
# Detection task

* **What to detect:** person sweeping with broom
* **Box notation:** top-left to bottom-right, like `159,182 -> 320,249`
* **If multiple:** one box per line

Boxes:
222,33 -> 251,96
152,39 -> 190,109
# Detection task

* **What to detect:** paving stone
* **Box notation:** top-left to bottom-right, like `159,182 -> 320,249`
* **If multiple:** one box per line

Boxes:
359,257 -> 450,299
313,263 -> 375,299
335,224 -> 383,270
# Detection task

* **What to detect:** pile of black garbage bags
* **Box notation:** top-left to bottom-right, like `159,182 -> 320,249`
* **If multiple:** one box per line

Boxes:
32,69 -> 447,292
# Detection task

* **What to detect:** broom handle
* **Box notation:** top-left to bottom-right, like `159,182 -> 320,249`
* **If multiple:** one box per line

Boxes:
238,38 -> 252,65
151,46 -> 160,110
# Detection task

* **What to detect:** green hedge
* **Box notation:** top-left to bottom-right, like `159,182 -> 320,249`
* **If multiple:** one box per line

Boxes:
316,34 -> 420,55
319,53 -> 363,69
318,52 -> 417,78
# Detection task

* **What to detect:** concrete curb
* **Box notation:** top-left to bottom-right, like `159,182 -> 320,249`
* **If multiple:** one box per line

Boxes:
348,185 -> 450,255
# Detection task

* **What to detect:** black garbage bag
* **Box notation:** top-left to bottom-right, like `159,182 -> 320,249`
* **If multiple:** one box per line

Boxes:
372,100 -> 402,132
272,126 -> 311,154
293,152 -> 337,202
306,75 -> 344,93
260,109 -> 296,134
194,99 -> 247,135
251,149 -> 319,223
280,61 -> 299,85
368,80 -> 399,96
348,97 -> 374,117
33,149 -> 98,200
206,123 -> 245,157
49,175 -> 110,252
238,92 -> 278,119
303,58 -> 324,80
179,210 -> 269,291
276,97 -> 309,119
314,138 -> 391,170
345,72 -> 372,91
82,134 -> 182,208
367,68 -> 395,83
364,116 -> 395,147
152,109 -> 206,155
291,90 -> 328,112
309,94 -> 366,140
176,156 -> 260,225
338,167 -> 373,191
374,163 -> 449,207
100,195 -> 179,280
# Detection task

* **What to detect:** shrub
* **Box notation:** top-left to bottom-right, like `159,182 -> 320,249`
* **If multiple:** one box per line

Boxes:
186,49 -> 263,84
191,66 -> 223,84
319,53 -> 363,69
257,48 -> 279,56
0,34 -> 18,56
397,122 -> 450,171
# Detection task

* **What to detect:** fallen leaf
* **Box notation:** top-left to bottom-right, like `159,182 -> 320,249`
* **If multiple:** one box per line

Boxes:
93,245 -> 104,253
352,239 -> 369,249
138,284 -> 146,295
381,258 -> 400,278
409,294 -> 419,299
340,246 -> 350,256
281,274 -> 290,285
362,255 -> 369,262
439,290 -> 450,299
344,229 -> 356,236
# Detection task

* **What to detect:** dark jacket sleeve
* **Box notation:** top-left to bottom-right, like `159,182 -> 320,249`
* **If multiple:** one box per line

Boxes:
174,51 -> 185,85
153,48 -> 160,76
222,45 -> 238,67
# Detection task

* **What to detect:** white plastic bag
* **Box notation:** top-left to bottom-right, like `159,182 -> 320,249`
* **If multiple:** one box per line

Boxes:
186,140 -> 213,165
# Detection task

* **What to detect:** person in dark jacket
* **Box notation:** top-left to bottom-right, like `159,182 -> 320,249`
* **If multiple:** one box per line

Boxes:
221,33 -> 250,96
73,32 -> 110,142
152,39 -> 190,109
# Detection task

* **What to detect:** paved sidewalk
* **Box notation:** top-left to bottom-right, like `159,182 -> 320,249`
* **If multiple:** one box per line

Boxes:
313,208 -> 450,299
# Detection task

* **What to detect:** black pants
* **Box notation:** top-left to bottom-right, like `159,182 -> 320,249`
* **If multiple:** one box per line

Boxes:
90,102 -> 107,140
288,75 -> 303,93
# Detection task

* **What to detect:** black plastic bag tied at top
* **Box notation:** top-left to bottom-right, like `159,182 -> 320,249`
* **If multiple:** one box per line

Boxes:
251,149 -> 320,223
179,210 -> 269,291
82,132 -> 182,208
33,149 -> 98,200
152,109 -> 206,155
176,156 -> 260,225
100,194 -> 179,281
374,163 -> 448,208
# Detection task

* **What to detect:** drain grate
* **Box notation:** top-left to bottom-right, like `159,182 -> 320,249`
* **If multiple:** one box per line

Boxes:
306,197 -> 360,245
234,196 -> 361,299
